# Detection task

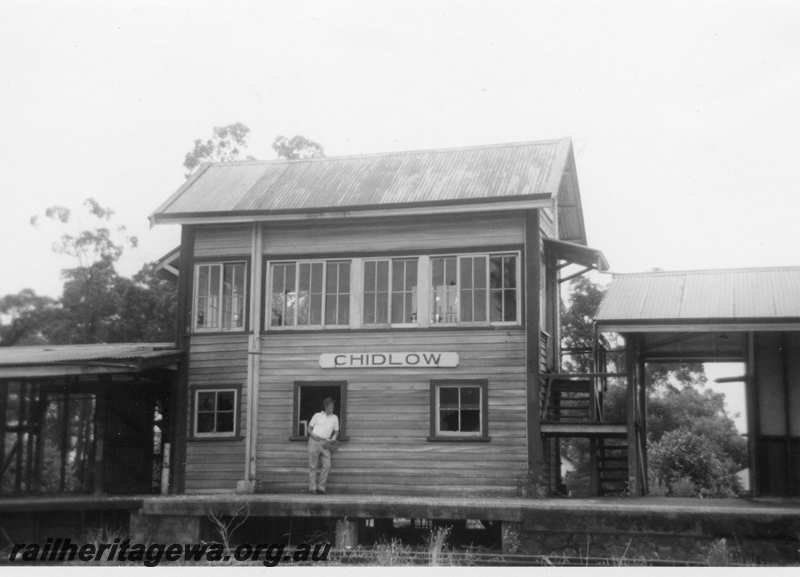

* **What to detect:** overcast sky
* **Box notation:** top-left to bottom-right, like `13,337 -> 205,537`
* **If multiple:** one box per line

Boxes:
2,1 -> 798,297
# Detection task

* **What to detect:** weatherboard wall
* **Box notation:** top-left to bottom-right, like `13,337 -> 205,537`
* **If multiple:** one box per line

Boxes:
180,211 -> 544,495
255,329 -> 528,496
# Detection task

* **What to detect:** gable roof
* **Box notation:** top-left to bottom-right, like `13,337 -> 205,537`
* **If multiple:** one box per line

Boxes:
596,266 -> 800,331
151,138 -> 587,243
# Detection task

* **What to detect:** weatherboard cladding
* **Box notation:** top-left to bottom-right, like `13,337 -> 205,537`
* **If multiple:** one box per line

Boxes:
596,267 -> 800,323
154,139 -> 570,216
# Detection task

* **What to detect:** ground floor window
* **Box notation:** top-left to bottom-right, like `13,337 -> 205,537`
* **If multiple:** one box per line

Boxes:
193,387 -> 239,438
429,380 -> 489,440
293,381 -> 346,439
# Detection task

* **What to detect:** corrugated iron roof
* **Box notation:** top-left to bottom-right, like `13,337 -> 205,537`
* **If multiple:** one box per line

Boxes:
152,139 -> 572,219
596,267 -> 800,324
0,342 -> 181,367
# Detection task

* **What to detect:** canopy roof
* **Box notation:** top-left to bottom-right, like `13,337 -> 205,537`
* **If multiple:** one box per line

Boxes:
596,267 -> 800,332
0,342 -> 183,378
151,138 -> 588,244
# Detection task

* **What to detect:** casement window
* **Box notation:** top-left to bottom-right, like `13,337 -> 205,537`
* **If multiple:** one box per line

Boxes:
292,381 -> 347,440
269,260 -> 351,328
431,252 -> 520,325
194,261 -> 247,331
429,380 -> 489,440
363,257 -> 418,326
193,388 -> 238,438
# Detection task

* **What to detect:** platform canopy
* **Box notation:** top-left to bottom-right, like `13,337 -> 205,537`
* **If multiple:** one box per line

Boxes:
0,342 -> 183,378
596,266 -> 800,334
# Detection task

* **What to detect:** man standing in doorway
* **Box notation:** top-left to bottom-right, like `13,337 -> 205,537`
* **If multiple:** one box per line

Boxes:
308,397 -> 339,494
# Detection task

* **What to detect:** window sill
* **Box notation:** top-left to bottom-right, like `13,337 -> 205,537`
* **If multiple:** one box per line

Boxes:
188,435 -> 244,442
191,330 -> 249,336
290,435 -> 350,442
263,325 -> 521,335
426,435 -> 491,443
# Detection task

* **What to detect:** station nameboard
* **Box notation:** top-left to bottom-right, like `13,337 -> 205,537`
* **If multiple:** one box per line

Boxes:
319,352 -> 459,369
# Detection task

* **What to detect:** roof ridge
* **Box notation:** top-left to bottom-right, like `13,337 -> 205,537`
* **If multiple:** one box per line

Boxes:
203,137 -> 572,168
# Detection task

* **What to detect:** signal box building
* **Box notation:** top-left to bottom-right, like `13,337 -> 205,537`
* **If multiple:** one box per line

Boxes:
149,139 -> 609,497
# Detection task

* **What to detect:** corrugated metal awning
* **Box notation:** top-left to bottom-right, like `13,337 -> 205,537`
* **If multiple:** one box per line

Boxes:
596,267 -> 800,332
0,343 -> 183,378
544,238 -> 609,272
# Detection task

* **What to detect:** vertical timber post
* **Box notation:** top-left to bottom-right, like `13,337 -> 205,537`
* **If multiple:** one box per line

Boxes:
171,224 -> 195,494
637,355 -> 648,494
625,335 -> 641,495
240,223 -> 263,493
525,210 -> 545,496
746,332 -> 760,497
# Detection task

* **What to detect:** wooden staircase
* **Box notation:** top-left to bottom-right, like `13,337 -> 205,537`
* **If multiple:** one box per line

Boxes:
539,372 -> 631,497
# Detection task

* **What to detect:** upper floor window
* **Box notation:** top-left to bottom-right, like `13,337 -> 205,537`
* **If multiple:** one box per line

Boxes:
194,261 -> 247,331
431,252 -> 519,325
270,260 -> 351,328
363,257 -> 418,326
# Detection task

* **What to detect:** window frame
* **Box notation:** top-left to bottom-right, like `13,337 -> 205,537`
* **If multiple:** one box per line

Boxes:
428,379 -> 490,442
266,259 -> 352,330
190,386 -> 241,440
430,251 -> 521,327
291,381 -> 348,441
192,259 -> 249,333
362,256 -> 419,328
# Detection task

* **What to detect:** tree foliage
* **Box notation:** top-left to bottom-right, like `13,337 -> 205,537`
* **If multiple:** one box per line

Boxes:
272,134 -> 325,160
0,199 -> 176,346
183,122 -> 252,177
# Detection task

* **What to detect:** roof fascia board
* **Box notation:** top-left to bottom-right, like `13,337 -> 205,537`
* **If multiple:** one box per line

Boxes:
151,196 -> 553,226
597,321 -> 800,333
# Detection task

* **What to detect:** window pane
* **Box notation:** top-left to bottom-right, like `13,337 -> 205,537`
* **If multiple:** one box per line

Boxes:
405,260 -> 417,290
217,391 -> 235,412
311,263 -> 323,293
377,261 -> 389,292
460,387 -> 480,408
197,392 -> 215,411
460,257 -> 473,288
406,292 -> 415,323
489,256 -> 502,289
474,256 -> 487,289
325,294 -> 337,325
338,262 -> 350,292
197,265 -> 209,328
391,293 -> 404,324
439,410 -> 460,432
439,387 -> 459,408
503,256 -> 517,288
207,265 -> 220,328
461,410 -> 481,432
460,289 -> 472,322
216,412 -> 234,433
284,263 -> 296,325
364,261 -> 376,291
338,295 -> 349,325
504,289 -> 517,322
432,256 -> 458,324
196,412 -> 214,433
490,290 -> 503,322
310,293 -> 322,325
474,289 -> 487,322
297,263 -> 310,325
376,291 -> 388,323
326,262 -> 338,292
364,292 -> 376,324
392,259 -> 404,291
233,263 -> 245,328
